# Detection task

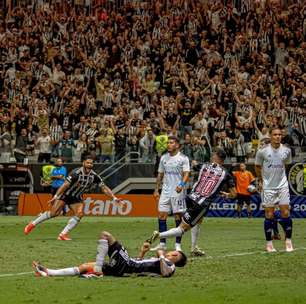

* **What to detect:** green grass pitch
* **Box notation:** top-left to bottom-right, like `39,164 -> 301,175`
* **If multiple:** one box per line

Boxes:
1,216 -> 306,304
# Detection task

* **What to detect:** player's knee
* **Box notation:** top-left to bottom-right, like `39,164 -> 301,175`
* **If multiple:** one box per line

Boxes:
158,213 -> 168,220
281,209 -> 290,218
75,211 -> 83,218
265,211 -> 274,219
180,221 -> 190,232
50,209 -> 60,217
100,231 -> 111,240
174,214 -> 182,221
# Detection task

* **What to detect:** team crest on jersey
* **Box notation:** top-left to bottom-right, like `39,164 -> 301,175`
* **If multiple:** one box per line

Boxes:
288,163 -> 306,196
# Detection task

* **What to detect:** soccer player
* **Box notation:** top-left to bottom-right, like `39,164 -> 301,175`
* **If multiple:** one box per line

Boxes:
146,148 -> 236,246
32,230 -> 187,278
24,156 -> 121,240
232,163 -> 256,218
255,127 -> 293,252
152,136 -> 190,252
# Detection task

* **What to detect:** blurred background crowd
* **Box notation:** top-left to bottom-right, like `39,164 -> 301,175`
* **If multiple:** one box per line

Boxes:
0,0 -> 306,165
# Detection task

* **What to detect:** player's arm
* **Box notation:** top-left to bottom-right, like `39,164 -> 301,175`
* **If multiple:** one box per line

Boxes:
50,174 -> 64,180
220,186 -> 237,199
220,173 -> 237,199
101,184 -> 119,201
47,180 -> 71,205
157,250 -> 175,277
48,170 -> 78,204
176,156 -> 190,193
254,149 -> 264,190
284,147 -> 292,168
254,165 -> 262,181
138,241 -> 151,259
176,171 -> 189,193
154,172 -> 164,200
94,174 -> 121,203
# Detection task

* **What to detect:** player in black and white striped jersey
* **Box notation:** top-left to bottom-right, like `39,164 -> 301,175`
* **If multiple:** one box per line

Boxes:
24,155 -> 122,241
146,149 -> 236,247
33,230 -> 187,278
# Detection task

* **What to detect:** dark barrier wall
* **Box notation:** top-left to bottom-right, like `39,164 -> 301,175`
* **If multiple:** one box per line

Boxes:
1,162 -> 302,195
1,162 -> 306,217
0,163 -> 156,193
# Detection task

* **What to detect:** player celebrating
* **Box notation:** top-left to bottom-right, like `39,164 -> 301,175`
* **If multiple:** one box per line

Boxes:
24,156 -> 121,240
255,127 -> 293,253
152,136 -> 190,252
32,230 -> 187,278
232,163 -> 256,218
146,148 -> 236,246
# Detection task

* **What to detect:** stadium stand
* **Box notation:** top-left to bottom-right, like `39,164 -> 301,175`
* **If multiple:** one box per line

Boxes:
0,0 -> 305,165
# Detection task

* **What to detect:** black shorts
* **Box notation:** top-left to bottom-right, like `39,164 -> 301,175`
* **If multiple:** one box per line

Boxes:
61,194 -> 82,206
236,194 -> 251,206
102,241 -> 130,277
182,196 -> 212,227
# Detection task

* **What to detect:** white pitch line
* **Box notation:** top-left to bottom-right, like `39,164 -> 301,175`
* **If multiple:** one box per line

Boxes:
0,271 -> 33,278
2,247 -> 306,278
191,247 -> 306,261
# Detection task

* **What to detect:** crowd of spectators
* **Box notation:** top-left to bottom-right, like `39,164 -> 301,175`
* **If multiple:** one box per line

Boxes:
0,0 -> 306,165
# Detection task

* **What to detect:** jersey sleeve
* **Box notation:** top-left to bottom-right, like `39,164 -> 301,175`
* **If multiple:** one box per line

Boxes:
94,173 -> 105,188
66,169 -> 79,185
158,155 -> 165,173
284,148 -> 292,165
160,258 -> 176,277
183,156 -> 190,172
255,149 -> 264,166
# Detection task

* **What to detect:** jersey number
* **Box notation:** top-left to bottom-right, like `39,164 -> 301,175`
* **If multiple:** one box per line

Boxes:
196,176 -> 220,197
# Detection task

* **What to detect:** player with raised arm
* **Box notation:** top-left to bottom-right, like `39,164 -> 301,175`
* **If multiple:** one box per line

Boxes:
32,231 -> 187,278
255,127 -> 293,253
146,148 -> 236,246
152,136 -> 190,252
24,156 -> 122,240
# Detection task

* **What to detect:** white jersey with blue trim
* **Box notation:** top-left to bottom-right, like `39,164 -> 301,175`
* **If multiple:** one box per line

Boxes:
158,152 -> 190,196
255,144 -> 292,190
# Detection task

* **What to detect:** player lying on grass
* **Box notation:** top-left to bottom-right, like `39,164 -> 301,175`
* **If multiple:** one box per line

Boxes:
33,230 -> 187,278
146,148 -> 237,246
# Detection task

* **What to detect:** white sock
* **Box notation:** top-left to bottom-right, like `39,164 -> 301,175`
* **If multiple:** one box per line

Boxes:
159,227 -> 184,239
47,267 -> 80,276
191,224 -> 200,251
60,216 -> 81,235
267,240 -> 273,246
32,211 -> 51,226
94,239 -> 109,272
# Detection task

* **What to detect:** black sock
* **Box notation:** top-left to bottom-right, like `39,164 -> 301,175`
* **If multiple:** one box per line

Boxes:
159,219 -> 167,244
264,218 -> 273,241
175,218 -> 182,244
279,217 -> 292,239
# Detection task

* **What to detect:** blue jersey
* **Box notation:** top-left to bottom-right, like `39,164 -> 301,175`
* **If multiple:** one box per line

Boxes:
51,166 -> 67,189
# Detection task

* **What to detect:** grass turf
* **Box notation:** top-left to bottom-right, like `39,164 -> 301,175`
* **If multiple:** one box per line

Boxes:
0,216 -> 306,304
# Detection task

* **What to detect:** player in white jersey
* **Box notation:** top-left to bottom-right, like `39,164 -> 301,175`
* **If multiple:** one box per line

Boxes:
255,127 -> 293,253
152,136 -> 190,252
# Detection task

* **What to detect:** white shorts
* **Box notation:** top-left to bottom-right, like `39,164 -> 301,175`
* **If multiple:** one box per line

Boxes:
261,188 -> 290,208
158,192 -> 186,214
